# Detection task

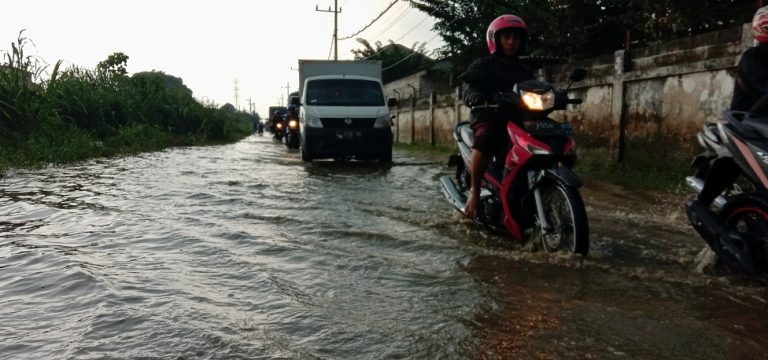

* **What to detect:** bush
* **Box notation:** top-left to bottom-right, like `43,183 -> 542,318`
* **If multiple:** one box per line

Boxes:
0,31 -> 256,171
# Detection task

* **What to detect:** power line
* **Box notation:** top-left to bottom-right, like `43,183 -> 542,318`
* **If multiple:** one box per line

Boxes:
363,3 -> 445,60
367,1 -> 413,41
381,5 -> 459,71
327,34 -> 335,60
339,0 -> 400,40
382,31 -> 440,70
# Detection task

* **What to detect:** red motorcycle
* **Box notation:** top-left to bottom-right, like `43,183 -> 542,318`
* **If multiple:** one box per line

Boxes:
440,69 -> 589,255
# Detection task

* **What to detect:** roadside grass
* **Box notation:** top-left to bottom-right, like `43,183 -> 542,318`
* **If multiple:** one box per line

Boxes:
0,31 -> 254,177
396,142 -> 691,194
575,147 -> 691,194
394,142 -> 456,158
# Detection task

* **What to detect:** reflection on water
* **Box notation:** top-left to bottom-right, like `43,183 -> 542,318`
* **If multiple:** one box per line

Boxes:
1,135 -> 767,359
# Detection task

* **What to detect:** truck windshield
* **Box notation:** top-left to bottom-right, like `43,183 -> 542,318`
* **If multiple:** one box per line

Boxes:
306,79 -> 385,106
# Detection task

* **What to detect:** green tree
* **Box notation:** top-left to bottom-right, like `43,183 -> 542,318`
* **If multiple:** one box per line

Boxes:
96,52 -> 129,79
351,40 -> 435,83
408,0 -> 757,72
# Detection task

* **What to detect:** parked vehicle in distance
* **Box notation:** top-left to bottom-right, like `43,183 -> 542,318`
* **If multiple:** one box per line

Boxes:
296,59 -> 396,162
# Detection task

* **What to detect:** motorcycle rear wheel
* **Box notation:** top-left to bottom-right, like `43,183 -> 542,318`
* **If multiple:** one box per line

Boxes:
719,194 -> 768,274
538,183 -> 590,256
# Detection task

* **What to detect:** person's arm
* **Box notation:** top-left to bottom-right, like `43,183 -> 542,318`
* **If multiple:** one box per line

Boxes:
462,58 -> 493,107
742,50 -> 768,95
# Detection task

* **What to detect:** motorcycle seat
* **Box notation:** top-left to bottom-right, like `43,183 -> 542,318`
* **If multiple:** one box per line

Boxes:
459,123 -> 474,147
739,115 -> 768,140
729,111 -> 768,139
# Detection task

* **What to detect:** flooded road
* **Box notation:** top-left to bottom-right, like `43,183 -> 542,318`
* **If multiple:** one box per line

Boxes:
1,135 -> 767,359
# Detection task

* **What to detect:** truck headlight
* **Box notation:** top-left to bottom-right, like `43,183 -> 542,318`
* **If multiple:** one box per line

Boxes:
305,116 -> 323,128
374,115 -> 391,128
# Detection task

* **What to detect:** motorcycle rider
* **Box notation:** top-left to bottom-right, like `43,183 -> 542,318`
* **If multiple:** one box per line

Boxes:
462,14 -> 535,219
285,103 -> 299,122
697,5 -> 768,208
731,5 -> 768,114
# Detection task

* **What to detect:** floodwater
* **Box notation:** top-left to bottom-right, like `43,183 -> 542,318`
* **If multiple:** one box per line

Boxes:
1,134 -> 767,359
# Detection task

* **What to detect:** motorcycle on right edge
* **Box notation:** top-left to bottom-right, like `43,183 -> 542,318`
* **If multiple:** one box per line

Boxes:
440,68 -> 590,255
686,93 -> 768,276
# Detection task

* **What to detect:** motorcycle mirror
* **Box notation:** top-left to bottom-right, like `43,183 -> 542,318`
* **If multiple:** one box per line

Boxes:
387,98 -> 398,107
569,68 -> 587,82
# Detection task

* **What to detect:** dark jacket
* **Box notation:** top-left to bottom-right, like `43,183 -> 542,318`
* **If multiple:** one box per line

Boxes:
731,43 -> 768,113
462,54 -> 535,125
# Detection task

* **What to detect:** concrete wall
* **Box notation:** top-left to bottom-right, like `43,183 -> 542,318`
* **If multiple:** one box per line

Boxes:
384,23 -> 754,160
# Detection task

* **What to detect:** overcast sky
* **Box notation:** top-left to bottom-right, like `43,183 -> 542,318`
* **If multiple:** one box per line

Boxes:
0,0 -> 445,116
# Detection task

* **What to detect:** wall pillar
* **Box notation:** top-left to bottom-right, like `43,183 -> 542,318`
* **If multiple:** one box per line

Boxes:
429,92 -> 436,146
410,96 -> 416,144
454,86 -> 461,125
612,49 -> 628,162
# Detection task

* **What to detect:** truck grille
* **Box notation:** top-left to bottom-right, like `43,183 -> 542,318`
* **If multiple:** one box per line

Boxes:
320,118 -> 375,128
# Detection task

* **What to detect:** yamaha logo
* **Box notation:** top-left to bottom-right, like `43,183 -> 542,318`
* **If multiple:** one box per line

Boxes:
344,117 -> 353,125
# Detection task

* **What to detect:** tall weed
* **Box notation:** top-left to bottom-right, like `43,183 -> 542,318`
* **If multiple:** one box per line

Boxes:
0,33 -> 256,171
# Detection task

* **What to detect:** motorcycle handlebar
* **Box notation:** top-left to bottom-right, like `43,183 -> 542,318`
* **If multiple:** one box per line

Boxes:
567,98 -> 583,105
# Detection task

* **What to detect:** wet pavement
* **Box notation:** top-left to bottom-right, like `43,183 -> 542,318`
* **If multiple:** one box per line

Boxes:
1,134 -> 766,359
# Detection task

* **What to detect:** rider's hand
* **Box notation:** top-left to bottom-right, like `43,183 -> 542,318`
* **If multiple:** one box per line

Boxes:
465,192 -> 479,220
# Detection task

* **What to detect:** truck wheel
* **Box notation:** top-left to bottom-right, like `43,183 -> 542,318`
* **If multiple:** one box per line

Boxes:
301,147 -> 312,162
379,150 -> 392,163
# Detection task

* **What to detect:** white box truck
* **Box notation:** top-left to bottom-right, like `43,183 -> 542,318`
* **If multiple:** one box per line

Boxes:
295,59 -> 396,162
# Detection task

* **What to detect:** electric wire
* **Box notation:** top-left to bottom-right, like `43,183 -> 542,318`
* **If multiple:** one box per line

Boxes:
381,29 -> 441,70
327,34 -> 335,60
363,2 -> 446,60
339,0 -> 400,40
381,4 -> 457,70
366,1 -> 413,41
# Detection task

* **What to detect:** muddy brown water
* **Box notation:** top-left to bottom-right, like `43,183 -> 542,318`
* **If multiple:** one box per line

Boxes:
1,135 -> 766,359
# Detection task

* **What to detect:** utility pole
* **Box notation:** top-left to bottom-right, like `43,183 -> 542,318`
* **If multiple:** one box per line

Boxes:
316,1 -> 341,60
233,78 -> 240,110
282,82 -> 291,104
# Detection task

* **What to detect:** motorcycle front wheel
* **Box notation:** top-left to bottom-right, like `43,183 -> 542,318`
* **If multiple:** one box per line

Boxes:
538,183 -> 590,256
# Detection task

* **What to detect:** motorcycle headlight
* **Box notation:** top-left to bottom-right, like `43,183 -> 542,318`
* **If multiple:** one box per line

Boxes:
521,90 -> 555,111
305,116 -> 323,128
276,123 -> 283,129
374,115 -> 391,128
288,120 -> 298,128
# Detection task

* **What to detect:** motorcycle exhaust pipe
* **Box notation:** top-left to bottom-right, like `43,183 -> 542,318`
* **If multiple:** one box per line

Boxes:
440,176 -> 467,214
685,176 -> 727,208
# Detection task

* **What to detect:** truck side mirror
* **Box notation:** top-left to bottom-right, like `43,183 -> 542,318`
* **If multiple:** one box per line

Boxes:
290,97 -> 301,106
387,98 -> 398,107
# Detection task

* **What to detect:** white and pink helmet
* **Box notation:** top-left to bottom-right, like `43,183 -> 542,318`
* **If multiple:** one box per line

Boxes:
486,14 -> 528,54
753,5 -> 768,43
